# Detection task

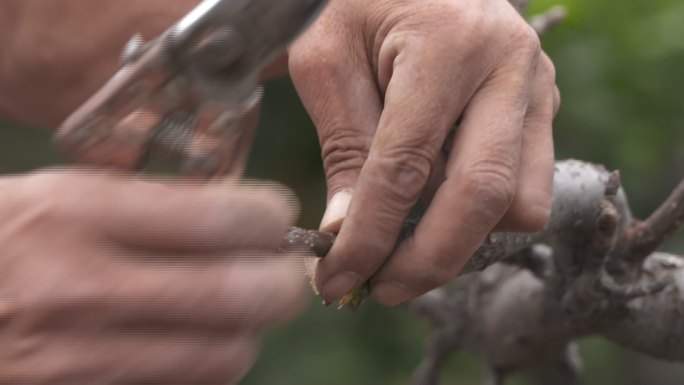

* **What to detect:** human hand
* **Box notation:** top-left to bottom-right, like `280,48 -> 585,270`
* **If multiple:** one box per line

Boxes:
288,0 -> 560,305
0,170 -> 307,384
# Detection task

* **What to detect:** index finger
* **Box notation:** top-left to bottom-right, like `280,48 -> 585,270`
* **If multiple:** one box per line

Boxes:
102,178 -> 299,254
25,171 -> 298,254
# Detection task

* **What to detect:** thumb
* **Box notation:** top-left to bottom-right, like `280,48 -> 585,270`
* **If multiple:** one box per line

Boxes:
288,17 -> 381,233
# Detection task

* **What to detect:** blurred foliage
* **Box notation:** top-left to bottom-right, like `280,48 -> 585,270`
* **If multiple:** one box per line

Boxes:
0,0 -> 683,383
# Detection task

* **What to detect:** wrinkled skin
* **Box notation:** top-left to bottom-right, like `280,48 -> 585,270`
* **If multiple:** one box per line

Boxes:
0,171 -> 308,384
1,0 -> 560,307
289,0 -> 560,305
0,0 -> 559,381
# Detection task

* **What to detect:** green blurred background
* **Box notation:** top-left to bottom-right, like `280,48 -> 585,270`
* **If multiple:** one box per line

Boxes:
1,0 -> 683,383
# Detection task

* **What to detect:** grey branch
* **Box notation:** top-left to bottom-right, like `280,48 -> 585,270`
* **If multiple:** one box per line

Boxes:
613,180 -> 684,270
281,159 -> 684,383
286,161 -> 626,275
530,6 -> 568,35
509,0 -> 531,15
406,160 -> 684,384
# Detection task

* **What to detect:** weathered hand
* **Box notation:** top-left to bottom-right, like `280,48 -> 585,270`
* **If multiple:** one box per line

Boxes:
0,170 -> 308,384
289,0 -> 560,305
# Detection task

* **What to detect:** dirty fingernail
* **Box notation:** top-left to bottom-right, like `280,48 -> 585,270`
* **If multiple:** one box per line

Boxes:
372,281 -> 414,307
321,271 -> 361,301
319,189 -> 353,232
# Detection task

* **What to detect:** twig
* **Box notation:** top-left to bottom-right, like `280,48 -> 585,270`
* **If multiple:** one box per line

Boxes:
616,180 -> 684,268
509,0 -> 531,15
587,199 -> 619,270
281,227 -> 335,258
530,6 -> 567,35
413,328 -> 465,385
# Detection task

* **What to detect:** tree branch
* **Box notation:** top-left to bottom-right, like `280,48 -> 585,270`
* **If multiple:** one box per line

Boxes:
530,6 -> 567,35
617,180 -> 684,267
403,160 -> 684,384
509,0 -> 531,15
285,160 -> 620,274
280,159 -> 684,383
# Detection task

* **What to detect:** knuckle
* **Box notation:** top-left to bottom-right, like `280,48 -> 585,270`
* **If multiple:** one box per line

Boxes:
462,160 -> 517,222
539,53 -> 557,84
289,1 -> 353,75
447,2 -> 483,31
528,54 -> 559,118
288,39 -> 346,82
445,7 -> 487,47
537,54 -> 561,116
509,24 -> 542,59
287,45 -> 313,78
320,129 -> 372,185
323,153 -> 366,191
369,145 -> 435,206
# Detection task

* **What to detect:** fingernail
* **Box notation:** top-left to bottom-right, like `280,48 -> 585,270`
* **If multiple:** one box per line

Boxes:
372,281 -> 414,306
319,189 -> 353,232
321,271 -> 361,301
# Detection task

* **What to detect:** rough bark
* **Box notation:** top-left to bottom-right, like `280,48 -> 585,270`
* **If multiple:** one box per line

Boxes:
408,160 -> 684,385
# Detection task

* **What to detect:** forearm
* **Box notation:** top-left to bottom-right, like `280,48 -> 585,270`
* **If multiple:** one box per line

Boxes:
0,0 -> 200,128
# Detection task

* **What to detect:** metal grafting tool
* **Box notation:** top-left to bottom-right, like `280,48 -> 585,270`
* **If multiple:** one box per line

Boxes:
56,0 -> 328,178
